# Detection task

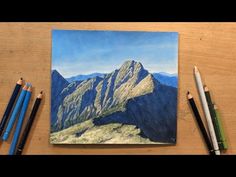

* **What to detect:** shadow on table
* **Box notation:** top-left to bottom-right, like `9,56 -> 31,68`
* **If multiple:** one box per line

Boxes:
52,142 -> 176,150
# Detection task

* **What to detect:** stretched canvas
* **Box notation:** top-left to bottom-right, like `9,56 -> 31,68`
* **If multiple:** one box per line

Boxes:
50,30 -> 178,144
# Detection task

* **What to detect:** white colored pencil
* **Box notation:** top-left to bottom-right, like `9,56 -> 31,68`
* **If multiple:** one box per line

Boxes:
194,66 -> 220,155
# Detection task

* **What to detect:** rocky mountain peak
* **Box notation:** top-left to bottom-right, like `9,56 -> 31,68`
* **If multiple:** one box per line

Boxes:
115,60 -> 148,88
119,60 -> 144,73
52,70 -> 69,85
51,69 -> 70,126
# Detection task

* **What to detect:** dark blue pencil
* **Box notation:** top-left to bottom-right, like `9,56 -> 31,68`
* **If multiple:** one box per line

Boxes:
2,84 -> 29,141
0,78 -> 23,137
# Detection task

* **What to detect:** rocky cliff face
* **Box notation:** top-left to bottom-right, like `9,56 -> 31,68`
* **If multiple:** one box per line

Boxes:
51,70 -> 82,130
51,60 -> 178,143
51,70 -> 69,125
93,76 -> 177,143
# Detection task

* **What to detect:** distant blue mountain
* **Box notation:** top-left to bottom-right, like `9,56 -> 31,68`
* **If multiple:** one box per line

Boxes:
158,72 -> 177,77
66,73 -> 105,83
152,72 -> 178,88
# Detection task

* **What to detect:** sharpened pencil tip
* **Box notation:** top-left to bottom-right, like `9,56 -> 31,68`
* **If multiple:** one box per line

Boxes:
27,85 -> 32,92
204,85 -> 209,92
194,66 -> 199,72
37,91 -> 43,99
23,84 -> 28,90
26,83 -> 31,87
213,104 -> 218,109
187,91 -> 193,99
17,78 -> 23,85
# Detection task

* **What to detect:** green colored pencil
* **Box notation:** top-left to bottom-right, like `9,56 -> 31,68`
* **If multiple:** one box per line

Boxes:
213,104 -> 228,150
204,85 -> 225,150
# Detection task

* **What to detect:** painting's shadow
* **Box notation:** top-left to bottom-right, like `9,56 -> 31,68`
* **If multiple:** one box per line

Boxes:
52,142 -> 176,150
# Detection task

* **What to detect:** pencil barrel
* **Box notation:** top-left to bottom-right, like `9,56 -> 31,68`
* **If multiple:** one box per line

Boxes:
189,98 -> 214,155
9,91 -> 32,155
16,98 -> 41,155
0,84 -> 21,136
205,91 -> 223,150
2,89 -> 27,141
194,69 -> 220,154
214,108 -> 228,150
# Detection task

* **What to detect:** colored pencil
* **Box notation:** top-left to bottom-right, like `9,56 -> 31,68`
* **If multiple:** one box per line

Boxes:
15,91 -> 43,155
194,66 -> 220,155
213,104 -> 228,150
204,85 -> 223,150
187,91 -> 214,155
9,85 -> 32,155
2,84 -> 29,141
0,78 -> 23,137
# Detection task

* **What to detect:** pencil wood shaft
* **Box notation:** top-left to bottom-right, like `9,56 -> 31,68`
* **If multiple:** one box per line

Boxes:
194,67 -> 220,155
188,94 -> 214,155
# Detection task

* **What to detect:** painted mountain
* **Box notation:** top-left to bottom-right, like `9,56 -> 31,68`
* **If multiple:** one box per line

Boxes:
50,60 -> 178,144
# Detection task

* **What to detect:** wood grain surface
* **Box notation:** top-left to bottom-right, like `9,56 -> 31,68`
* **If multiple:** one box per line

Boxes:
0,23 -> 235,155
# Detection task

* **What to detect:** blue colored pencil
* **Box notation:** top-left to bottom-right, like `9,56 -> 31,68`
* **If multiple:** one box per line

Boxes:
2,84 -> 29,141
9,85 -> 32,155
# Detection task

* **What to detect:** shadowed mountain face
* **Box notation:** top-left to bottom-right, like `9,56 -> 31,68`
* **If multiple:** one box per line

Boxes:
93,78 -> 177,143
51,60 -> 178,143
51,70 -> 82,127
51,70 -> 69,125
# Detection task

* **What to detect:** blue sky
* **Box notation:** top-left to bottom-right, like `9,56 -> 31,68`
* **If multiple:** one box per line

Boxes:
52,30 -> 178,78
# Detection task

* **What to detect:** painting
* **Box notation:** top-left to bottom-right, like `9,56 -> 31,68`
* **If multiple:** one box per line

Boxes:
50,30 -> 178,144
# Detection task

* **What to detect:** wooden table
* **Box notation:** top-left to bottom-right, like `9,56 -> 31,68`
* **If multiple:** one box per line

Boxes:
0,23 -> 235,155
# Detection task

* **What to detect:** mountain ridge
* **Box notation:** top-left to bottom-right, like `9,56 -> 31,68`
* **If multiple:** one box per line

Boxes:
64,71 -> 177,88
66,73 -> 105,83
